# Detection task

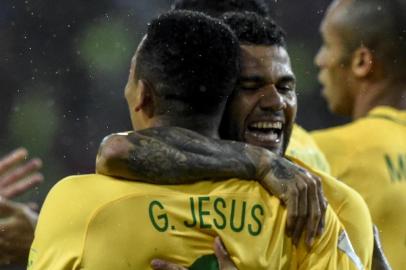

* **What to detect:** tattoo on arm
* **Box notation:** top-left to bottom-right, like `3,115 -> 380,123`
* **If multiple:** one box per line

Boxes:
270,159 -> 295,181
122,127 -> 267,184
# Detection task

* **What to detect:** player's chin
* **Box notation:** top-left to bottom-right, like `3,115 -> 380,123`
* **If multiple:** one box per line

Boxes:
322,89 -> 336,109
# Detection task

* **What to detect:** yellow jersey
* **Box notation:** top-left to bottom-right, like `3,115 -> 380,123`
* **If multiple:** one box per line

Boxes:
287,124 -> 331,174
289,156 -> 373,270
287,125 -> 372,268
312,106 -> 406,270
29,174 -> 362,270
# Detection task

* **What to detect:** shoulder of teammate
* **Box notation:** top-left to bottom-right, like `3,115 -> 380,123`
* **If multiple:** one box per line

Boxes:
311,124 -> 360,177
288,124 -> 331,173
311,118 -> 376,156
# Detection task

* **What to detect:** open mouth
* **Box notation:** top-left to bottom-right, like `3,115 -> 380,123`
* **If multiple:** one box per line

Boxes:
245,121 -> 283,144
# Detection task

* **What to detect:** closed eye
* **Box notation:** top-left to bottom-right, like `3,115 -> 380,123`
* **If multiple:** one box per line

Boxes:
238,76 -> 266,91
276,76 -> 296,93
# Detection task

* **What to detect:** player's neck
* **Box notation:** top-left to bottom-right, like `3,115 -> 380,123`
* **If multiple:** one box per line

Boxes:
352,79 -> 406,120
150,115 -> 221,139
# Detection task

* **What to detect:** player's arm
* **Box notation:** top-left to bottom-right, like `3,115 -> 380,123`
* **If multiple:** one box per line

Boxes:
0,148 -> 43,266
0,199 -> 37,266
97,127 -> 326,246
96,127 -> 258,182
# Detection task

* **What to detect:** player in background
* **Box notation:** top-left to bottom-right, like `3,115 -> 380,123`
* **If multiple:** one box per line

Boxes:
311,0 -> 406,268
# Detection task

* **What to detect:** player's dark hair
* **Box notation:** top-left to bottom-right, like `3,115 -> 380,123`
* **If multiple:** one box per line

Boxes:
222,11 -> 287,47
337,0 -> 406,76
136,10 -> 240,115
171,0 -> 270,17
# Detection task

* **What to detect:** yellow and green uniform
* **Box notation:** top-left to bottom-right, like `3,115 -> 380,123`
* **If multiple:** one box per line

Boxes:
29,174 -> 362,270
288,125 -> 373,269
287,124 -> 331,174
312,106 -> 406,270
289,157 -> 373,270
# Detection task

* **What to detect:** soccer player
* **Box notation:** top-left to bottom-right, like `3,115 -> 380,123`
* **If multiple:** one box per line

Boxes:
311,0 -> 406,268
172,0 -> 331,176
30,10 -> 359,270
0,148 -> 43,267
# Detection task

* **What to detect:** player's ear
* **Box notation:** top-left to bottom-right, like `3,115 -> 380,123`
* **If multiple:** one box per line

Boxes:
351,46 -> 373,78
134,79 -> 154,117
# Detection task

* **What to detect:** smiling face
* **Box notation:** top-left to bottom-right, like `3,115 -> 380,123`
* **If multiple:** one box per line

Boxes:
220,45 -> 297,156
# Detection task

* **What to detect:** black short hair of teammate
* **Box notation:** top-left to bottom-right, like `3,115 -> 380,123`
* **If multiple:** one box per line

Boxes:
222,11 -> 287,48
135,10 -> 240,115
171,0 -> 270,17
334,0 -> 406,78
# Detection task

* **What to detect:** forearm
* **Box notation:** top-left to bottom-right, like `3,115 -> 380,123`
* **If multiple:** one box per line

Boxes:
96,127 -> 276,184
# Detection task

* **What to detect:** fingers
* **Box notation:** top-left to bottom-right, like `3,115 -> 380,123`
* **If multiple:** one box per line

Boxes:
0,148 -> 43,199
0,158 -> 43,188
0,148 -> 28,175
316,176 -> 327,237
151,259 -> 188,270
0,172 -> 43,199
213,237 -> 237,270
304,175 -> 320,248
214,236 -> 237,270
291,181 -> 307,246
283,186 -> 298,238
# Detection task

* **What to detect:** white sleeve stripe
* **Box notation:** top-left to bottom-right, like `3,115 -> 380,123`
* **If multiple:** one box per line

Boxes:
337,230 -> 364,270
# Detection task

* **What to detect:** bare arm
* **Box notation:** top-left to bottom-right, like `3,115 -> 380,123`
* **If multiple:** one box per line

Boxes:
96,127 -> 270,183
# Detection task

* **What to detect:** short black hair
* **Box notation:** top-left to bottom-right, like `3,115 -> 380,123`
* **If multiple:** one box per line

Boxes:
222,11 -> 287,47
171,0 -> 270,17
335,0 -> 406,76
136,10 -> 240,115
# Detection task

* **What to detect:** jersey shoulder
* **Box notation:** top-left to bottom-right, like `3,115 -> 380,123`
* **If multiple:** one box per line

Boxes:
288,124 -> 331,173
311,122 -> 359,151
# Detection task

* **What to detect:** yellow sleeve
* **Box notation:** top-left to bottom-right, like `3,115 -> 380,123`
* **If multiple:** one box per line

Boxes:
288,157 -> 373,269
28,178 -> 89,270
329,181 -> 373,269
296,206 -> 363,270
288,125 -> 331,174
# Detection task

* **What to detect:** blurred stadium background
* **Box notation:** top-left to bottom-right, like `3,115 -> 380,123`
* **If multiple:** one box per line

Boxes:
0,0 -> 349,204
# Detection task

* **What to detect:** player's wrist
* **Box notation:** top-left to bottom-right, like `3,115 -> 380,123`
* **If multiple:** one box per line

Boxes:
248,147 -> 276,181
